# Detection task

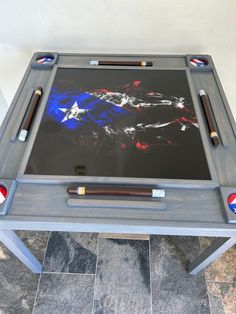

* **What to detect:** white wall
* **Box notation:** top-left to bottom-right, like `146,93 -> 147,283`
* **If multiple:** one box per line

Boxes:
0,89 -> 8,125
0,0 -> 236,119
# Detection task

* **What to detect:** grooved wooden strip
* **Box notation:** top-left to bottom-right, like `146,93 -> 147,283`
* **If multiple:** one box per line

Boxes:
192,72 -> 235,148
10,88 -> 34,142
99,233 -> 150,240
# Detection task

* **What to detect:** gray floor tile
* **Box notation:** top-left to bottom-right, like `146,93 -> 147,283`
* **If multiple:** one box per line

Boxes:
33,273 -> 95,314
0,231 -> 48,314
207,282 -> 236,314
16,231 -> 49,262
150,236 -> 210,314
44,232 -> 98,274
200,237 -> 236,283
93,238 -> 151,314
207,282 -> 225,314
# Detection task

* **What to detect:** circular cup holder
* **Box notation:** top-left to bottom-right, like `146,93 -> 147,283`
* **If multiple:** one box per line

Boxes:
0,185 -> 8,205
190,57 -> 208,68
36,54 -> 55,64
227,193 -> 236,214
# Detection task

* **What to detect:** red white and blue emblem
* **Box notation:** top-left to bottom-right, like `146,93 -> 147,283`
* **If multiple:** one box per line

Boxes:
190,58 -> 207,67
36,55 -> 54,64
0,185 -> 7,205
227,193 -> 236,214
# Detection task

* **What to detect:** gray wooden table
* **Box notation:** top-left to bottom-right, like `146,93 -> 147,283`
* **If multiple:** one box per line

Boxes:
0,53 -> 236,275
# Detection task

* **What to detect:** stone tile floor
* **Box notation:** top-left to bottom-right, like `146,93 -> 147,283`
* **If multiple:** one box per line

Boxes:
0,232 -> 235,314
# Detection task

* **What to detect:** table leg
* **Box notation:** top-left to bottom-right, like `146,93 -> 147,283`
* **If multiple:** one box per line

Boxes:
0,230 -> 43,273
188,237 -> 236,275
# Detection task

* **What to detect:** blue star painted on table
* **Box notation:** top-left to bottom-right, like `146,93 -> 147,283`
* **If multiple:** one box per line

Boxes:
59,101 -> 91,122
46,89 -> 131,130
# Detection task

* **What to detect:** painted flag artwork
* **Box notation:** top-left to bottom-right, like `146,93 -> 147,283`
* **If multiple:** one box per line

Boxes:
25,68 -> 211,180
